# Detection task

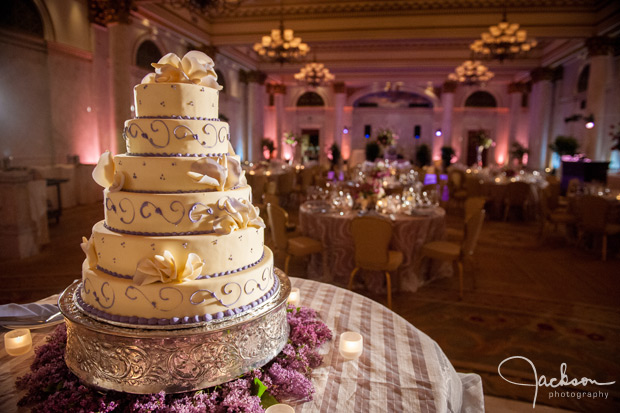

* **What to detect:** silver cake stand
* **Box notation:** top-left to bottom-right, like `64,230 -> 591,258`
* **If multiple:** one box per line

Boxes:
59,269 -> 291,394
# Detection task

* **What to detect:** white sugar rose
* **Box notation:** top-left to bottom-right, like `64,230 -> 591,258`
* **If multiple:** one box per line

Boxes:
133,251 -> 204,286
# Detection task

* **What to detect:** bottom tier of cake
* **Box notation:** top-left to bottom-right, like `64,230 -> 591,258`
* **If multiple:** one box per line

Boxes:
58,269 -> 291,394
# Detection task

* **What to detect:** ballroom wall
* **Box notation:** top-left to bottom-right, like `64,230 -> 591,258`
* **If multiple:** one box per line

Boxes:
1,0 -> 618,172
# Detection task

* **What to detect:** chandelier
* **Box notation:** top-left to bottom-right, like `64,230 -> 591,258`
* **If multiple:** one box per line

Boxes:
470,11 -> 537,62
294,61 -> 334,87
166,0 -> 243,16
253,2 -> 309,64
448,60 -> 494,85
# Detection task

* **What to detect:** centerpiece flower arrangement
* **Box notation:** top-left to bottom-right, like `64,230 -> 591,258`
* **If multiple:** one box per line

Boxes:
376,128 -> 399,160
283,132 -> 300,146
352,166 -> 389,210
16,305 -> 332,412
474,130 -> 493,167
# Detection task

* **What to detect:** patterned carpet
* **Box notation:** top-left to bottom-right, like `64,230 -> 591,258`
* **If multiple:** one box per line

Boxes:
385,219 -> 620,412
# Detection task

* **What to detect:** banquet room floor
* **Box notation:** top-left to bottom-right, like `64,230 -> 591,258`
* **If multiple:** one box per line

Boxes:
1,201 -> 618,412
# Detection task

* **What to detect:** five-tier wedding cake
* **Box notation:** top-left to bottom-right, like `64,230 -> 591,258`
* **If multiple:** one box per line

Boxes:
78,51 -> 278,327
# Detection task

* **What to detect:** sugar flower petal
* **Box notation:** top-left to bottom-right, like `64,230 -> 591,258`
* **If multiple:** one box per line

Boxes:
92,151 -> 115,188
188,157 -> 226,189
180,253 -> 204,281
152,52 -> 182,69
109,172 -> 125,192
80,236 -> 97,269
133,250 -> 204,285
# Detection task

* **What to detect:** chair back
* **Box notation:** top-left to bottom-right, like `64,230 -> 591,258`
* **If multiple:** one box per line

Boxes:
465,176 -> 484,197
266,203 -> 289,251
299,167 -> 316,192
578,195 -> 609,232
462,209 -> 485,257
248,174 -> 268,203
540,186 -> 552,219
566,178 -> 580,195
350,216 -> 392,267
505,181 -> 531,204
277,171 -> 295,195
464,197 -> 486,222
448,169 -> 465,191
545,181 -> 561,211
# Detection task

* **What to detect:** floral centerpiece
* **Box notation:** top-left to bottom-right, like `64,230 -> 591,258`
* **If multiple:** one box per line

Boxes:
376,129 -> 400,160
474,130 -> 493,167
16,305 -> 332,412
352,165 -> 389,210
283,132 -> 299,146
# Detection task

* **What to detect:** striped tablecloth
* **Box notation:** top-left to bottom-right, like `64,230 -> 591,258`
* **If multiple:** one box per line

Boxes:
289,278 -> 484,413
0,279 -> 484,412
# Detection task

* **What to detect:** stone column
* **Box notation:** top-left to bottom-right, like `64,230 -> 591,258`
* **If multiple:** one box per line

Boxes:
92,25 -> 113,154
507,82 -> 528,163
584,36 -> 613,161
245,70 -> 267,162
440,81 -> 456,157
333,82 -> 346,149
271,83 -> 286,159
528,67 -> 555,169
88,0 -> 133,155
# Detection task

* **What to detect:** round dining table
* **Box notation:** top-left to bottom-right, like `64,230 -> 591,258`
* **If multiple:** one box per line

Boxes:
299,202 -> 451,293
0,278 -> 484,412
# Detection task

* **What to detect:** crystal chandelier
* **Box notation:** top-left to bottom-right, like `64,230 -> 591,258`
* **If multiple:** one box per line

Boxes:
166,0 -> 243,16
253,2 -> 309,64
448,60 -> 494,85
470,11 -> 537,62
294,61 -> 334,87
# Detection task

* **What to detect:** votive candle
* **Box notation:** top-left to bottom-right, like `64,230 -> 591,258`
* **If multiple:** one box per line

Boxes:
339,331 -> 363,360
265,403 -> 295,413
4,329 -> 32,356
287,288 -> 300,306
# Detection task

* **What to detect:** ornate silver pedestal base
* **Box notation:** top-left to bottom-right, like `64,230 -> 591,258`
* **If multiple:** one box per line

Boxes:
59,269 -> 291,394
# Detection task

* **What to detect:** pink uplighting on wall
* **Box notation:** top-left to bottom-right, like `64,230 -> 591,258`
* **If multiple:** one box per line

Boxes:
497,154 -> 505,165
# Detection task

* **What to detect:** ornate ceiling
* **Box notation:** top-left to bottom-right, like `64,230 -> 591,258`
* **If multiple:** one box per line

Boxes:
136,0 -> 620,87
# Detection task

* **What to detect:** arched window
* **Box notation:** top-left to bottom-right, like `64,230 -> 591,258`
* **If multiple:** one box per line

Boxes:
215,69 -> 226,93
464,91 -> 497,108
297,92 -> 325,107
0,0 -> 44,38
577,64 -> 590,93
136,41 -> 162,70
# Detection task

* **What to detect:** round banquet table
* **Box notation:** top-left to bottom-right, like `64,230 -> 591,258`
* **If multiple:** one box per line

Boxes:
0,278 -> 484,412
299,202 -> 452,293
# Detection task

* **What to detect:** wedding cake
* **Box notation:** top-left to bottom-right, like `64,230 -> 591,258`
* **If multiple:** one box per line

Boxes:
78,51 -> 278,327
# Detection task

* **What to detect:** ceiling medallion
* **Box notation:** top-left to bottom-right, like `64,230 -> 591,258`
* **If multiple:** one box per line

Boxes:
470,11 -> 537,62
448,60 -> 494,86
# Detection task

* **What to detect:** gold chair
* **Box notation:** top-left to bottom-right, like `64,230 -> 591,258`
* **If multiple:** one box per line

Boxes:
248,174 -> 268,205
348,216 -> 403,309
445,196 -> 486,242
577,195 -> 620,261
539,186 -> 576,240
447,169 -> 468,209
503,181 -> 531,221
419,209 -> 486,299
266,203 -> 323,274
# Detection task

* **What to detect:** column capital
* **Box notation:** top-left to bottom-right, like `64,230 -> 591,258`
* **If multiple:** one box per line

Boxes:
507,82 -> 531,94
585,36 -> 613,57
88,0 -> 132,26
530,67 -> 555,84
442,81 -> 458,94
266,83 -> 286,94
333,81 -> 346,94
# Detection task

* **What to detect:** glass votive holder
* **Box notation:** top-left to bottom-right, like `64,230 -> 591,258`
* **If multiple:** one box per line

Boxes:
4,329 -> 32,356
339,331 -> 363,360
265,403 -> 295,413
287,287 -> 300,307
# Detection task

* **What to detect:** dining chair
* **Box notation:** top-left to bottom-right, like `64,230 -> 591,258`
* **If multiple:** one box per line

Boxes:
419,209 -> 486,299
447,169 -> 468,210
266,203 -> 324,275
539,186 -> 576,241
503,181 -> 531,221
348,215 -> 403,309
445,196 -> 486,242
576,195 -> 620,261
248,174 -> 268,205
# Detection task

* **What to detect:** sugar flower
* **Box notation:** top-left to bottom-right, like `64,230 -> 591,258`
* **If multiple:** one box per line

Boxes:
80,236 -> 97,269
187,156 -> 246,191
213,197 -> 265,235
133,251 -> 204,286
142,51 -> 222,90
92,151 -> 115,188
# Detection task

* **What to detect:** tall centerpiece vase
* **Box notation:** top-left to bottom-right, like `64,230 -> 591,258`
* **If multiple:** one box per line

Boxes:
476,146 -> 484,168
